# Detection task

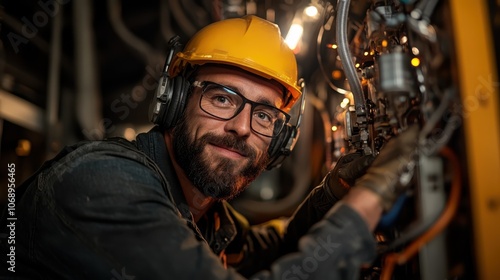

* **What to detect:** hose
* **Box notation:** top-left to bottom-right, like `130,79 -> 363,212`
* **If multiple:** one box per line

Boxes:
336,0 -> 365,115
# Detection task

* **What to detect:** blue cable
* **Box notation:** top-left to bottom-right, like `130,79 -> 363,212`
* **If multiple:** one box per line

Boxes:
377,194 -> 408,229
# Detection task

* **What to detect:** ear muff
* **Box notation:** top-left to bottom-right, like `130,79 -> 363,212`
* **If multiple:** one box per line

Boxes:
266,80 -> 306,170
267,123 -> 296,169
150,35 -> 190,129
151,75 -> 190,129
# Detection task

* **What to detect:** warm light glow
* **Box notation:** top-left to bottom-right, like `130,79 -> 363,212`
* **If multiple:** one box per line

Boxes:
266,9 -> 275,22
355,63 -> 360,68
304,5 -> 319,17
285,23 -> 303,51
363,51 -> 369,56
260,186 -> 275,200
331,125 -> 338,132
401,35 -> 408,44
332,70 -> 342,80
340,97 -> 350,109
124,128 -> 136,141
327,43 -> 338,49
412,47 -> 420,55
15,139 -> 31,156
411,57 -> 421,67
381,40 -> 388,47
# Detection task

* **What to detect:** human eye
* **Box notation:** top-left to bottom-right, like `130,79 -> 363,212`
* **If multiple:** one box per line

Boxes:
204,85 -> 237,108
253,107 -> 277,126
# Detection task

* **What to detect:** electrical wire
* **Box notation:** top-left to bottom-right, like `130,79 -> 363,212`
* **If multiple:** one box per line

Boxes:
380,146 -> 462,280
419,88 -> 461,156
316,24 -> 351,95
316,3 -> 351,95
419,87 -> 453,139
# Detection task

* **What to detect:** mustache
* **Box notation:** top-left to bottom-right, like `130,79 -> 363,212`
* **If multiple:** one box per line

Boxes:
200,133 -> 255,158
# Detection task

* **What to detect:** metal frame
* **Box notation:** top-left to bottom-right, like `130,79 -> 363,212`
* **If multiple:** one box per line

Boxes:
450,1 -> 500,279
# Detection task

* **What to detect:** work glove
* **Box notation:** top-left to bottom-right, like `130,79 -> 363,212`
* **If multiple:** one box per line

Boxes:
355,125 -> 420,211
324,152 -> 375,201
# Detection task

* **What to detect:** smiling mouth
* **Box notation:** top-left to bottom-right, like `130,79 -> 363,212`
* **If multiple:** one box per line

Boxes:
208,143 -> 247,159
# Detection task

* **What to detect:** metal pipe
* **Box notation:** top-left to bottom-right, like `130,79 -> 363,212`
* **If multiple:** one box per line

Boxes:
167,0 -> 197,37
108,0 -> 159,65
160,0 -> 175,42
336,0 -> 365,115
45,2 -> 62,156
73,0 -> 104,140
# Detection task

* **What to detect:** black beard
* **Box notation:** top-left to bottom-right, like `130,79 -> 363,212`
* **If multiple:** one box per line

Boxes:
171,115 -> 269,201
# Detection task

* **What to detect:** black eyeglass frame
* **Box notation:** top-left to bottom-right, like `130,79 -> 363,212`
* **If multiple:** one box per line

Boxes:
192,80 -> 291,138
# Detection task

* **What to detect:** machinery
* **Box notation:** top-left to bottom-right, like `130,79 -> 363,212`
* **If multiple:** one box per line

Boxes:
313,0 -> 500,279
0,0 -> 499,279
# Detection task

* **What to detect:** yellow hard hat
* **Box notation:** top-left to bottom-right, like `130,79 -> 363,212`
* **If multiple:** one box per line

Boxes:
170,15 -> 302,110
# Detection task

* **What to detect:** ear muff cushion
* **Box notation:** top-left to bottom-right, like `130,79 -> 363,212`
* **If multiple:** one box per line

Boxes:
157,75 -> 190,129
268,123 -> 292,160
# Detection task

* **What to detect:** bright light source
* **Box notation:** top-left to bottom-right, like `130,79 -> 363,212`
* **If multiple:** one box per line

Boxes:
412,47 -> 420,55
327,43 -> 338,49
304,5 -> 318,18
340,98 -> 350,109
332,125 -> 338,132
332,70 -> 342,80
15,139 -> 31,156
401,35 -> 408,44
411,57 -> 421,67
285,23 -> 303,51
124,127 -> 136,141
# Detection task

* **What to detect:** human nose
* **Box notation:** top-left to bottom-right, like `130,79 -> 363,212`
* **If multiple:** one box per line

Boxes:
224,103 -> 252,137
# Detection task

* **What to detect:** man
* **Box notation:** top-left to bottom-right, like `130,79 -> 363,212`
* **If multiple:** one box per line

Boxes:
0,15 -> 419,279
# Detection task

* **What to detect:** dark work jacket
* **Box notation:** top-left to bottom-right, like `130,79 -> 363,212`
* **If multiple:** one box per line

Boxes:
0,126 -> 376,280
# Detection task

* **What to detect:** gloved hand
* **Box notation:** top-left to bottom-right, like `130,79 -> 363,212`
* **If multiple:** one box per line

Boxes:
324,152 -> 375,201
355,125 -> 420,211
